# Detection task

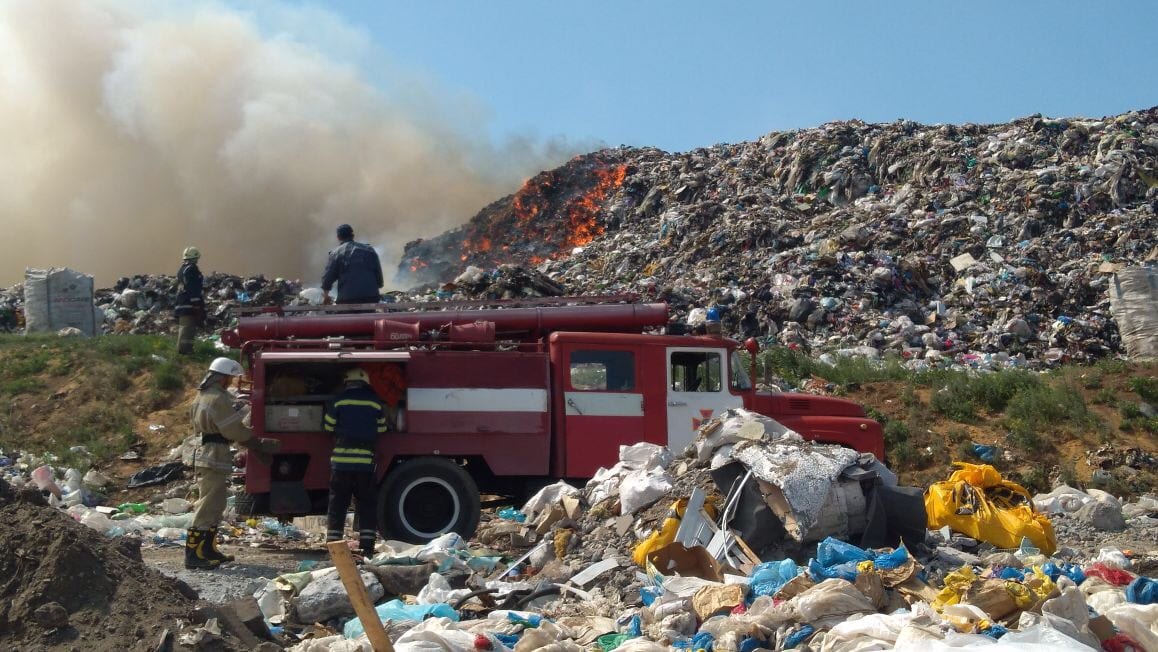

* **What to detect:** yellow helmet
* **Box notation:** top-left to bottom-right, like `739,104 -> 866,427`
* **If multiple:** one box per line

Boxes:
344,367 -> 370,384
183,246 -> 201,261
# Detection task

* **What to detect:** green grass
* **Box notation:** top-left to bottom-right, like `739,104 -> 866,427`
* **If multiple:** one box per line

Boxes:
758,346 -> 909,387
1127,376 -> 1158,403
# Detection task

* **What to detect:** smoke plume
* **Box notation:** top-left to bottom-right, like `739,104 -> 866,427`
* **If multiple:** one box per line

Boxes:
0,0 -> 579,287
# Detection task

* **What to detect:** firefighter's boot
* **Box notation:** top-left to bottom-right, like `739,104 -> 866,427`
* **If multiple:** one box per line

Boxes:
184,528 -> 229,570
207,526 -> 235,562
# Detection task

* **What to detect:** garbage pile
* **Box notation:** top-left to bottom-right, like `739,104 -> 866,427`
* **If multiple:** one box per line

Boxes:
0,273 -> 307,336
401,108 -> 1158,367
0,476 -> 271,651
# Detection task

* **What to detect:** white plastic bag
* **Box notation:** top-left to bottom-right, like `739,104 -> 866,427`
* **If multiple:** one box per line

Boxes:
619,442 -> 672,471
619,468 -> 672,515
1103,604 -> 1158,651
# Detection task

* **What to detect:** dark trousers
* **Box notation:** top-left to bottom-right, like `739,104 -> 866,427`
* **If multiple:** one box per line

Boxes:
326,469 -> 378,554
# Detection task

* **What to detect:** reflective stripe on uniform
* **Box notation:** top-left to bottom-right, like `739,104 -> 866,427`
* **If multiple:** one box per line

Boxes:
324,414 -> 337,424
333,447 -> 372,455
216,410 -> 244,428
331,456 -> 374,465
334,398 -> 384,410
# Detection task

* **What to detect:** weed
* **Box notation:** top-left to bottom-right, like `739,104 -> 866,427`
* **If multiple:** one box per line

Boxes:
1093,388 -> 1118,406
1079,372 -> 1103,390
1006,382 -> 1094,427
1120,402 -> 1143,419
1120,416 -> 1158,434
1127,377 -> 1158,403
1095,358 -> 1129,375
890,440 -> 916,467
1006,420 -> 1046,452
152,361 -> 185,391
758,346 -> 908,388
4,350 -> 52,377
1018,467 -> 1048,494
901,384 -> 920,409
931,381 -> 976,422
0,378 -> 44,396
946,427 -> 970,444
883,420 -> 910,447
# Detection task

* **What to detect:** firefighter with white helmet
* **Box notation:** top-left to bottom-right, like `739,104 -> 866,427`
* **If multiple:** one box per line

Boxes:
187,356 -> 281,569
324,366 -> 388,558
175,246 -> 204,355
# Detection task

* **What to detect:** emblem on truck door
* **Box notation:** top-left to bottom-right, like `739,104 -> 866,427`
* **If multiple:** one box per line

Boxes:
691,408 -> 714,430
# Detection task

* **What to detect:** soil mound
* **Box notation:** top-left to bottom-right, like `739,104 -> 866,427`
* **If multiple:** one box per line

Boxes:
0,478 -> 198,651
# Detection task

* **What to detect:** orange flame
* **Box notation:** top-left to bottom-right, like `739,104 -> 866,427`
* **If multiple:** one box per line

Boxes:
563,164 -> 626,248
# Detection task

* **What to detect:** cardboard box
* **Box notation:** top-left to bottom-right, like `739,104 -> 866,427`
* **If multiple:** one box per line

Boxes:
265,404 -> 324,432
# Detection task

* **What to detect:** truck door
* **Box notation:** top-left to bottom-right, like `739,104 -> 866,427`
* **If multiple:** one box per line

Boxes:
665,347 -> 742,454
561,347 -> 648,478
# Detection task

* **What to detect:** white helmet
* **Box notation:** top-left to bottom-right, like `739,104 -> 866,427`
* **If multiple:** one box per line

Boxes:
208,357 -> 243,376
344,367 -> 370,384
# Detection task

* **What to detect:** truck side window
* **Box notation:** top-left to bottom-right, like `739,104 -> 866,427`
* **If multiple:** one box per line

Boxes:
671,352 -> 722,392
569,350 -> 635,391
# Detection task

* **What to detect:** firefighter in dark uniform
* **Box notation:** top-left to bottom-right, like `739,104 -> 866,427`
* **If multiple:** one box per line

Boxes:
324,367 -> 388,558
175,246 -> 204,355
321,224 -> 383,305
187,357 -> 281,569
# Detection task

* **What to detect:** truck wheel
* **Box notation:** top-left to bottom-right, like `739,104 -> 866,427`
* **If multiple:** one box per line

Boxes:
378,457 -> 481,543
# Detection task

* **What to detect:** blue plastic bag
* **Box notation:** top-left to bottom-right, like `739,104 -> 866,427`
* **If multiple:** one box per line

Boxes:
784,625 -> 815,649
1042,561 -> 1086,585
1126,577 -> 1158,605
749,559 -> 799,599
672,631 -> 714,651
808,558 -> 859,582
969,443 -> 998,463
816,537 -> 873,566
343,600 -> 458,638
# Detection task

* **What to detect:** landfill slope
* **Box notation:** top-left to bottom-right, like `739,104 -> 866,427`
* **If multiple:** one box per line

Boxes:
402,108 -> 1158,364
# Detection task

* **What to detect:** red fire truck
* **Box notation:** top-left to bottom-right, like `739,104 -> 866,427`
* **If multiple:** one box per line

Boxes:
220,299 -> 884,542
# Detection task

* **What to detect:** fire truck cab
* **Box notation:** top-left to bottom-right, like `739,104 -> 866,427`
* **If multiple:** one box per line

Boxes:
221,300 -> 884,543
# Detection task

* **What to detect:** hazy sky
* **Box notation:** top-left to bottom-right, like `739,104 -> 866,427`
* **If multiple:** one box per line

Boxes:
2,0 -> 1154,285
306,0 -> 1158,151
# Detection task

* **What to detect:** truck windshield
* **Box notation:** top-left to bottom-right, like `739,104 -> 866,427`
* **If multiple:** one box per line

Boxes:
730,351 -> 752,391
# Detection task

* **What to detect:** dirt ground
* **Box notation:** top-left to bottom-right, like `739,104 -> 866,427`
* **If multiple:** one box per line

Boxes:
143,544 -> 326,604
0,480 -> 199,652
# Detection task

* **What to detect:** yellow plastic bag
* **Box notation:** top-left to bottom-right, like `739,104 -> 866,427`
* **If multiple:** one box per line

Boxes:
632,498 -> 718,567
925,463 -> 1056,556
933,565 -> 979,609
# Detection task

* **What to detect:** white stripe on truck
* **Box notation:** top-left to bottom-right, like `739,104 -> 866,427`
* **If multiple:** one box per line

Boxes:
564,392 -> 644,417
407,388 -> 549,413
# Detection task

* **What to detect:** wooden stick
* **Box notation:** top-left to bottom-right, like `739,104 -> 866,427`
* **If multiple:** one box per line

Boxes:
327,541 -> 394,652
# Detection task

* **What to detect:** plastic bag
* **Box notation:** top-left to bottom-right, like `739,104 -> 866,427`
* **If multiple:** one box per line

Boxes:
1126,577 -> 1158,605
1102,603 -> 1158,652
1041,561 -> 1086,584
748,559 -> 799,599
619,468 -> 673,515
1085,563 -> 1135,587
344,601 -> 459,639
925,463 -> 1057,555
1094,547 -> 1132,570
790,579 -> 876,624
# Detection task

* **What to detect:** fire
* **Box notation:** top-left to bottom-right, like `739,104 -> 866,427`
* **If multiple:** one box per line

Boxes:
456,161 -> 627,269
563,164 -> 626,248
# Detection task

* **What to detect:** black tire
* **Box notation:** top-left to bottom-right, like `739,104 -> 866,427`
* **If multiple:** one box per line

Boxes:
378,457 -> 481,543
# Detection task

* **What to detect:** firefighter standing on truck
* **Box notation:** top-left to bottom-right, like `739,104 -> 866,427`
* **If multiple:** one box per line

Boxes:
175,246 -> 204,355
321,224 -> 383,305
187,357 -> 281,570
324,367 -> 388,558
